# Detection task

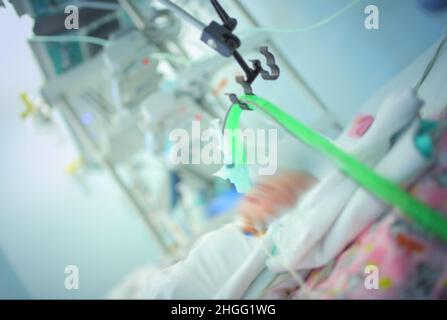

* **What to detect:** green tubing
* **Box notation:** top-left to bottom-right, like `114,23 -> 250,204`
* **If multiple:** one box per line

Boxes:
224,94 -> 447,242
225,104 -> 247,165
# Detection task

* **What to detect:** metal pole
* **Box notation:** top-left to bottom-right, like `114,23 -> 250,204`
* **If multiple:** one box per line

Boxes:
118,0 -> 148,31
59,95 -> 172,256
118,0 -> 188,68
157,0 -> 207,32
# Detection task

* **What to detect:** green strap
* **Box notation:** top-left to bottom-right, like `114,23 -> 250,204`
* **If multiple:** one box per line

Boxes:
225,94 -> 447,242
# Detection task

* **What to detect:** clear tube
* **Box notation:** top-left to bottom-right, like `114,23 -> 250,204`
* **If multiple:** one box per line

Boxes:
239,0 -> 361,36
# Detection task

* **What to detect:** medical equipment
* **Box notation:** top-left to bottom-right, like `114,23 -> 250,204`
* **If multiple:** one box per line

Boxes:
157,0 -> 281,107
100,1 -> 447,299
24,4 -> 132,79
12,0 -> 199,256
155,0 -> 357,196
220,30 -> 447,241
224,93 -> 447,242
20,0 -> 437,266
211,95 -> 446,299
212,34 -> 447,299
25,21 -> 243,259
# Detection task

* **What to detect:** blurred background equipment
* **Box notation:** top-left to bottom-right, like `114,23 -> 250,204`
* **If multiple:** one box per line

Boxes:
7,0 -> 343,261
3,0 -> 447,299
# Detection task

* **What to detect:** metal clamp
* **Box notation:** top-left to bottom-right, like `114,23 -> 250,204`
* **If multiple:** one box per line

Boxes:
157,0 -> 281,108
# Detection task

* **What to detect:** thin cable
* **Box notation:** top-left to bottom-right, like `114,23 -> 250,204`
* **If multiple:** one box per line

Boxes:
230,223 -> 312,299
29,35 -> 110,47
415,33 -> 447,93
239,0 -> 361,36
258,235 -> 312,299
